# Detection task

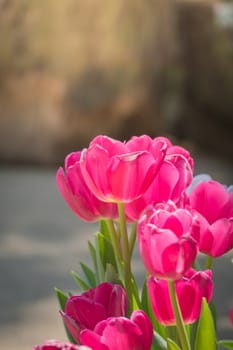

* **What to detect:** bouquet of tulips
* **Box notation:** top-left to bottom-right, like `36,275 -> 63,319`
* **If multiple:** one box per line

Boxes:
33,135 -> 233,350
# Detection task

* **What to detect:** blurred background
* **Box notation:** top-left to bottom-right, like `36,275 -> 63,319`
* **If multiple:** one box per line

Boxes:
0,0 -> 233,348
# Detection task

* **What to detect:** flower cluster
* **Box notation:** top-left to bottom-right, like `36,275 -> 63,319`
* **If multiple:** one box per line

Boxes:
34,135 -> 233,350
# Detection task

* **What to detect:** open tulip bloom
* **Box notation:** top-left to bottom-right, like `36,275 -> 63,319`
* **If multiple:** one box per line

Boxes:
34,135 -> 233,350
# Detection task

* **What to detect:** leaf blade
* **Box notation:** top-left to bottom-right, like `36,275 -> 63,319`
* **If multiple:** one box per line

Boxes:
194,298 -> 216,350
167,338 -> 182,350
218,340 -> 233,350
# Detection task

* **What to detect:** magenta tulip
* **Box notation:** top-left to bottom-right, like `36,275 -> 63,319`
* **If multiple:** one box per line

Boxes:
126,139 -> 194,220
61,282 -> 127,344
188,179 -> 233,257
137,201 -> 199,280
80,310 -> 153,350
79,135 -> 166,203
56,151 -> 118,221
32,340 -> 83,349
229,308 -> 233,327
148,268 -> 213,325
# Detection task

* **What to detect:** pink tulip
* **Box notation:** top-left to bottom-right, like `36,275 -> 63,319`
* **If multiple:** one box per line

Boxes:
126,138 -> 194,221
56,151 -> 118,221
188,179 -> 233,257
186,174 -> 212,194
189,179 -> 233,223
61,282 -> 128,344
79,135 -> 167,203
229,308 -> 233,327
80,310 -> 153,350
137,201 -> 199,280
148,268 -> 213,325
32,340 -> 83,349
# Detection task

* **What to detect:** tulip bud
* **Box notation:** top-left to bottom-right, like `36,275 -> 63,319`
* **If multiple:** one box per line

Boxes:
126,138 -> 194,221
80,310 -> 153,350
79,135 -> 166,203
148,268 -> 213,325
61,282 -> 127,343
137,201 -> 199,280
188,179 -> 233,257
56,151 -> 118,222
229,307 -> 233,327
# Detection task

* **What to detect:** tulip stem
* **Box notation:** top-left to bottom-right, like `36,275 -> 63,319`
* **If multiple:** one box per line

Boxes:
205,255 -> 213,270
129,222 -> 137,259
168,280 -> 191,350
166,325 -> 175,340
117,202 -> 133,312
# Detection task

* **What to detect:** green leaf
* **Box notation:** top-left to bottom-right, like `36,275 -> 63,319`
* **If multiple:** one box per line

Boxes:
95,233 -> 106,281
194,298 -> 216,350
88,240 -> 99,283
141,278 -> 149,312
54,287 -> 76,344
104,263 -> 119,283
54,287 -> 68,311
209,300 -> 217,329
190,320 -> 198,350
100,220 -> 111,239
80,262 -> 97,288
218,340 -> 233,350
97,232 -> 117,270
167,338 -> 182,350
152,330 -> 167,350
130,275 -> 141,310
71,270 -> 89,291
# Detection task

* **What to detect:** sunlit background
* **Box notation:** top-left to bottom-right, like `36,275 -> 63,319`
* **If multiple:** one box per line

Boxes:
0,0 -> 233,348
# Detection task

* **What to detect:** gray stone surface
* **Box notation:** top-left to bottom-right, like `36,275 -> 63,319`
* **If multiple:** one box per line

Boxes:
0,153 -> 232,349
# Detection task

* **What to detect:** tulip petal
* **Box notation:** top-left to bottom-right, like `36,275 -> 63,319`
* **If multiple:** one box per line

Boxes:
209,219 -> 233,257
148,277 -> 175,325
189,180 -> 229,224
80,329 -> 108,350
131,310 -> 153,350
56,167 -> 98,222
148,269 -> 213,326
60,311 -> 81,344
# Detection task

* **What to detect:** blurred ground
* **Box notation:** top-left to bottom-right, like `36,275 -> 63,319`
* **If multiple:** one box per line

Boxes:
0,152 -> 233,349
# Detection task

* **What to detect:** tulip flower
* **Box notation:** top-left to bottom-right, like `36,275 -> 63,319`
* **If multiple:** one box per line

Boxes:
79,135 -> 167,203
188,179 -> 233,257
186,174 -> 212,194
137,201 -> 199,280
32,340 -> 87,349
126,139 -> 194,220
56,151 -> 118,221
80,310 -> 153,350
148,268 -> 213,325
229,307 -> 233,327
61,282 -> 128,344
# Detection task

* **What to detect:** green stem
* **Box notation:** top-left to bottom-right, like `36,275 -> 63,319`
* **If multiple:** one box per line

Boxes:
129,222 -> 137,259
168,280 -> 191,350
166,325 -> 175,341
205,255 -> 213,270
117,202 -> 133,312
106,219 -> 123,279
